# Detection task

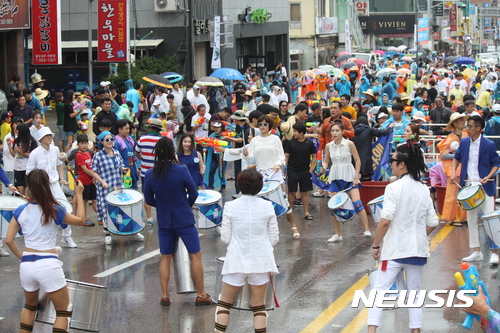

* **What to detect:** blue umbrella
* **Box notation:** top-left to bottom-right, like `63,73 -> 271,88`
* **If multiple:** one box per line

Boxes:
160,72 -> 183,83
210,68 -> 245,81
454,57 -> 475,65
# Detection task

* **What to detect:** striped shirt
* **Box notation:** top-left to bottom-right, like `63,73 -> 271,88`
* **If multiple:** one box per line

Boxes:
135,134 -> 161,177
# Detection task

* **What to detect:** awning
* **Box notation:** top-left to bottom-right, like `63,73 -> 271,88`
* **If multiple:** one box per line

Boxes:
443,38 -> 464,45
27,39 -> 164,50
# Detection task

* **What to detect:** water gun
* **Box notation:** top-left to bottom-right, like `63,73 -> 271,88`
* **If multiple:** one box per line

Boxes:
270,129 -> 279,136
195,137 -> 229,149
123,153 -> 134,188
454,262 -> 490,330
73,98 -> 90,111
423,104 -> 429,111
221,121 -> 236,131
404,105 -> 412,113
194,117 -> 206,125
78,121 -> 88,131
222,131 -> 236,137
306,122 -> 320,127
315,150 -> 323,175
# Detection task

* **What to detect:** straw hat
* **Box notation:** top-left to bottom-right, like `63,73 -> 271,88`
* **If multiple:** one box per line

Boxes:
250,86 -> 260,93
445,113 -> 470,131
241,90 -> 253,97
363,89 -> 375,97
230,110 -> 247,121
400,92 -> 410,101
148,118 -> 163,129
280,121 -> 293,140
32,75 -> 46,84
34,88 -> 48,100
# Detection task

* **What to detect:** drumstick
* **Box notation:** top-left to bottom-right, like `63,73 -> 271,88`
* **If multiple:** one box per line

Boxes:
13,191 -> 29,200
464,179 -> 495,182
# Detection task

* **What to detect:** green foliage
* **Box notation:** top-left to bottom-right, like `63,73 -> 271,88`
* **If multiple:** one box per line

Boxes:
101,54 -> 180,89
250,8 -> 269,24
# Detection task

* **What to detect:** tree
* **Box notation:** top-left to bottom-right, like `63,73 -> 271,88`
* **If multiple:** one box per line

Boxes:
101,54 -> 180,91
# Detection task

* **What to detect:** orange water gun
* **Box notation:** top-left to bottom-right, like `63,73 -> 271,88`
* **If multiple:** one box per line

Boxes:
195,137 -> 229,149
194,117 -> 206,125
221,121 -> 236,131
404,105 -> 412,113
222,131 -> 236,137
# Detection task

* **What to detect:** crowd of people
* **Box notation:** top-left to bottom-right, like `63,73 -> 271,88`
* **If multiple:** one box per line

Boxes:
3,51 -> 500,332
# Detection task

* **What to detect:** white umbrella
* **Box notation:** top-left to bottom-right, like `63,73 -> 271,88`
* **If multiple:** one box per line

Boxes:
376,68 -> 397,77
388,46 -> 398,51
397,45 -> 408,51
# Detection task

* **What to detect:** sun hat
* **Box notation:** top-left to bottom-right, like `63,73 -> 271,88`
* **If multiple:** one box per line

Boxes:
230,110 -> 247,121
148,118 -> 163,129
445,113 -> 470,131
241,90 -> 253,97
34,88 -> 48,100
37,127 -> 55,141
412,111 -> 427,122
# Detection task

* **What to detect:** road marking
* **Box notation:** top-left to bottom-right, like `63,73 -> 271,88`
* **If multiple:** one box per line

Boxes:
93,249 -> 160,278
301,224 -> 454,333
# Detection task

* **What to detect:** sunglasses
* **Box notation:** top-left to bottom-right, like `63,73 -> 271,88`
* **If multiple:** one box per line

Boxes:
390,158 -> 399,164
258,122 -> 269,127
101,137 -> 115,142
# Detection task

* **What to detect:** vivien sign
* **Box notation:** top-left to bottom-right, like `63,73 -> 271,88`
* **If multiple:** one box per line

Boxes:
358,15 -> 415,35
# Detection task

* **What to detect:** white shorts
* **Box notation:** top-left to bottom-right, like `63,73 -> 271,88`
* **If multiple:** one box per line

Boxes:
222,272 -> 270,287
20,252 -> 66,293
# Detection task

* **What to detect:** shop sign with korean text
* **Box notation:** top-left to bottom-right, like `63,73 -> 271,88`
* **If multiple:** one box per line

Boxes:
98,0 -> 129,62
32,0 -> 61,65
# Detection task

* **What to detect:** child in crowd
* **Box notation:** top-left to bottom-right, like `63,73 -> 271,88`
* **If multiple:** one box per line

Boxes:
75,134 -> 107,226
78,110 -> 90,135
0,112 -> 11,143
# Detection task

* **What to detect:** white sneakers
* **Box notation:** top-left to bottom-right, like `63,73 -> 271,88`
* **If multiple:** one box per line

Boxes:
147,218 -> 154,225
490,253 -> 499,265
132,233 -> 145,241
105,235 -> 112,245
363,231 -> 372,238
61,237 -> 77,248
327,234 -> 343,243
463,251 -> 484,262
0,247 -> 10,256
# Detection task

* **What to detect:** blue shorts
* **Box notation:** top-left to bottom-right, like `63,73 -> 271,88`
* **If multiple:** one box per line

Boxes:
65,131 -> 77,136
327,179 -> 362,193
158,225 -> 200,255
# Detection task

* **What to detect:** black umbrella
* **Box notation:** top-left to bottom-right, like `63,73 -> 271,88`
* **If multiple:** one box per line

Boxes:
335,54 -> 351,63
142,74 -> 173,88
443,56 -> 458,65
340,61 -> 357,70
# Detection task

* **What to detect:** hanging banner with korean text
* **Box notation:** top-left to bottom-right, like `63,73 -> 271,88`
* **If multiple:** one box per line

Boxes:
450,4 -> 457,32
32,0 -> 61,65
211,15 -> 221,69
98,0 -> 129,62
0,0 -> 30,30
345,20 -> 351,54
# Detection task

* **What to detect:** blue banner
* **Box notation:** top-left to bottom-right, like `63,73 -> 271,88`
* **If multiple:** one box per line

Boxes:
371,132 -> 393,181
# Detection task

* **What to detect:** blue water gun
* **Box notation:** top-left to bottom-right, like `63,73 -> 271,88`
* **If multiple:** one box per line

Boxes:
454,262 -> 490,330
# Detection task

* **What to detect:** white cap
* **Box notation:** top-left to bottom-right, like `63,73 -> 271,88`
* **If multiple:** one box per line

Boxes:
412,111 -> 427,122
100,81 -> 107,87
38,127 -> 55,141
493,104 -> 500,113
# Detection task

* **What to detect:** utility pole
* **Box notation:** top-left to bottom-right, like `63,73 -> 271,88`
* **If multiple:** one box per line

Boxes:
88,0 -> 93,95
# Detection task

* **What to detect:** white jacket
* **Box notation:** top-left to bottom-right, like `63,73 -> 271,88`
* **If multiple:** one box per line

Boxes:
379,175 -> 439,261
221,195 -> 279,275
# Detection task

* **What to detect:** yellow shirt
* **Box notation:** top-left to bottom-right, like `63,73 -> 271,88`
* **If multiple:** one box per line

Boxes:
477,91 -> 492,109
342,105 -> 357,120
0,122 -> 11,142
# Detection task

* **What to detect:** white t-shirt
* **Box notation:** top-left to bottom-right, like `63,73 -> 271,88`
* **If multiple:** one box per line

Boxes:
151,93 -> 170,114
191,113 -> 211,138
188,93 -> 210,113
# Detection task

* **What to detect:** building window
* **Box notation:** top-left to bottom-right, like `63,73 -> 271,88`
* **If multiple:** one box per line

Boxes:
370,0 -> 413,12
290,3 -> 301,29
318,0 -> 326,17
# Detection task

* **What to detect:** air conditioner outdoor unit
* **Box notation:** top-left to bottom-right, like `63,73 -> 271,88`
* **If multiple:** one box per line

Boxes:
154,0 -> 178,12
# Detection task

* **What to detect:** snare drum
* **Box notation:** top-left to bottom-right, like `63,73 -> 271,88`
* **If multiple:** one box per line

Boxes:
257,181 -> 289,217
105,189 -> 144,235
37,279 -> 106,332
328,192 -> 356,222
457,185 -> 486,211
193,190 -> 223,229
58,199 -> 73,214
0,196 -> 27,238
214,257 -> 276,311
481,211 -> 500,246
368,195 -> 384,226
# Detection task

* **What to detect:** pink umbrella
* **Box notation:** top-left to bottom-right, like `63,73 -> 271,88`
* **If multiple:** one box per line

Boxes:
348,58 -> 368,67
374,50 -> 386,55
337,51 -> 351,56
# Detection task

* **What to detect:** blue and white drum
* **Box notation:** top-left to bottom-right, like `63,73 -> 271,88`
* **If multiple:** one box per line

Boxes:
0,196 -> 26,238
105,189 -> 144,235
368,195 -> 384,226
194,190 -> 223,229
257,181 -> 289,217
481,211 -> 500,246
328,192 -> 356,222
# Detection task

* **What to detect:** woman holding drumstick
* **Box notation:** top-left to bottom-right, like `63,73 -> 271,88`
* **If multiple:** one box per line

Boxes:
5,169 -> 85,333
321,120 -> 371,243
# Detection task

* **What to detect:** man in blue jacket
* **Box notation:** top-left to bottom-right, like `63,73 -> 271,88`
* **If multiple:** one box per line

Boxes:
451,115 -> 500,265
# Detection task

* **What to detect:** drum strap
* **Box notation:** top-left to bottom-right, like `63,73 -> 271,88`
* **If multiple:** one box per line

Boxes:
333,180 -> 348,191
269,273 -> 280,308
20,323 -> 33,332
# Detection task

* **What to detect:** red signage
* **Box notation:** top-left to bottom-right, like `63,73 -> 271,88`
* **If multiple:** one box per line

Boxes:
32,0 -> 61,65
97,0 -> 129,62
432,31 -> 441,40
0,0 -> 30,30
450,4 -> 457,32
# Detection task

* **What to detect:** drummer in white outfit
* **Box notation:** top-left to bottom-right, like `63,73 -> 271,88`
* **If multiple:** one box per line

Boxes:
5,169 -> 85,333
451,115 -> 500,264
26,127 -> 77,248
243,115 -> 300,239
215,169 -> 279,333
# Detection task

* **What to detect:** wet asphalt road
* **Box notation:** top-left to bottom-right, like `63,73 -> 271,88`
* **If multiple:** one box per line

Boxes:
0,112 -> 497,333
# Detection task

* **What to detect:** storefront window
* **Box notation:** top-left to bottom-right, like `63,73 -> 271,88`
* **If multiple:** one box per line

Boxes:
370,0 -> 413,12
374,37 -> 410,49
